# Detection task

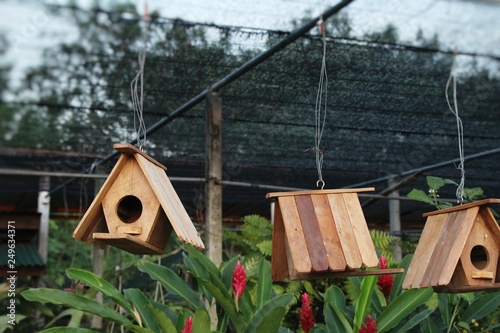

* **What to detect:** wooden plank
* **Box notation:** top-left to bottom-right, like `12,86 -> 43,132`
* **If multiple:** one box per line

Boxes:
293,268 -> 404,280
116,226 -> 142,234
471,271 -> 494,279
480,207 -> 500,248
136,154 -> 204,249
327,193 -> 362,269
295,195 -> 329,272
93,233 -> 163,254
266,187 -> 375,199
113,143 -> 167,170
73,154 -> 129,242
342,193 -> 378,268
278,196 -> 312,275
434,282 -> 500,293
403,213 -> 448,289
311,194 -> 347,271
419,212 -> 461,287
271,202 -> 289,281
423,198 -> 500,217
436,207 -> 478,286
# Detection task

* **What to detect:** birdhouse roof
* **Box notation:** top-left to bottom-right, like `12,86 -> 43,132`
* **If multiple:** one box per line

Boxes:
73,143 -> 204,251
267,188 -> 387,280
403,199 -> 500,290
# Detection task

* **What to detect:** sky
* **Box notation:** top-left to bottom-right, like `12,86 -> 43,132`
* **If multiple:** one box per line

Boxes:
0,0 -> 499,89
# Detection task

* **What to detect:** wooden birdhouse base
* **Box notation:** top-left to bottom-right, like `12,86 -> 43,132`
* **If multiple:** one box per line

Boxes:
433,283 -> 500,294
290,268 -> 404,280
267,188 -> 396,281
93,233 -> 164,254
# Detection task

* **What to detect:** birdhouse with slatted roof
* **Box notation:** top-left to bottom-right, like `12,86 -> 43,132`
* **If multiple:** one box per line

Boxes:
73,143 -> 204,254
403,199 -> 500,293
266,188 -> 404,281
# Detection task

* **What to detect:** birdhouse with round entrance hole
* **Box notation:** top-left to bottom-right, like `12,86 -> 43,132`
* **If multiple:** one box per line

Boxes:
403,199 -> 500,293
266,188 -> 404,281
73,143 -> 204,254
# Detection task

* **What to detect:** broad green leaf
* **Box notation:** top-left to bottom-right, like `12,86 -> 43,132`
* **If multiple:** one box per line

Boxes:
22,289 -> 133,327
184,245 -> 221,280
244,293 -> 294,333
147,304 -> 177,333
438,293 -> 451,326
66,268 -> 136,318
461,291 -> 500,323
427,176 -> 446,191
138,261 -> 204,309
326,304 -> 353,333
390,254 -> 413,300
323,285 -> 346,312
388,308 -> 434,333
353,275 -> 376,332
183,253 -> 213,301
40,328 -> 101,333
150,301 -> 178,326
311,326 -> 327,333
43,308 -> 84,328
407,189 -> 434,205
244,307 -> 286,333
198,277 -> 247,333
419,317 -> 441,333
255,259 -> 272,310
377,287 -> 434,333
124,289 -> 160,333
193,308 -> 211,333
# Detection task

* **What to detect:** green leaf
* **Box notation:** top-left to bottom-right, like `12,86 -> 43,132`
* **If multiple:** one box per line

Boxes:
66,268 -> 136,318
326,303 -> 353,333
377,287 -> 434,333
324,285 -> 346,312
244,307 -> 286,333
124,289 -> 160,333
407,189 -> 434,205
43,308 -> 84,328
461,291 -> 500,323
39,328 -> 101,333
146,304 -> 177,333
388,308 -> 434,333
353,275 -> 376,332
193,308 -> 212,333
255,259 -> 273,310
244,293 -> 294,333
137,261 -> 204,310
438,293 -> 451,327
22,288 -> 133,327
390,254 -> 413,301
183,253 -> 213,301
427,176 -> 446,191
419,317 -> 441,333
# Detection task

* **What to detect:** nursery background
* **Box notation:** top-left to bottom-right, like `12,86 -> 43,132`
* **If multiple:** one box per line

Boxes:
1,0 -> 500,332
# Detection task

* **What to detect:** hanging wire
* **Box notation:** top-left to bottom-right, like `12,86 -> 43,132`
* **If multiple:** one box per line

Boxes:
310,16 -> 328,189
130,4 -> 150,150
445,51 -> 465,204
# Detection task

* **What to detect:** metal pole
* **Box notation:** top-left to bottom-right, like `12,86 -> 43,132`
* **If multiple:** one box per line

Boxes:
49,0 -> 355,195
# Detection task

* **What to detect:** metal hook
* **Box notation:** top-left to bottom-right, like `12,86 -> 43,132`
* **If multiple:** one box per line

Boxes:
316,179 -> 325,190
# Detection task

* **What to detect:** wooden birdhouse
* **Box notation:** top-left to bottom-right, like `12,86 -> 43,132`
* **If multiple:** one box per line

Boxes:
73,143 -> 204,254
266,188 -> 404,281
403,199 -> 500,293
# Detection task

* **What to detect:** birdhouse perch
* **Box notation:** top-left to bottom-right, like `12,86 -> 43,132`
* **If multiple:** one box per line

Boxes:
266,188 -> 404,281
73,143 -> 204,254
403,199 -> 500,293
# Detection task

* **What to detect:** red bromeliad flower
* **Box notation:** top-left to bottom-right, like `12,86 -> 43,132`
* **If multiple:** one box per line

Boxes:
180,316 -> 192,333
232,261 -> 247,312
299,293 -> 315,333
377,256 -> 394,301
359,315 -> 377,333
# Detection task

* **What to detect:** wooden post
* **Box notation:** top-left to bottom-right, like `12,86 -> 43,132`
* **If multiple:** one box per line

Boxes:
91,174 -> 104,330
205,91 -> 223,267
388,176 -> 402,260
37,176 -> 50,264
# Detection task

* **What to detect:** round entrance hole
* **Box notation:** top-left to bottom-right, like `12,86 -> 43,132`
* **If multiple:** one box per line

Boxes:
117,195 -> 143,223
470,245 -> 489,270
